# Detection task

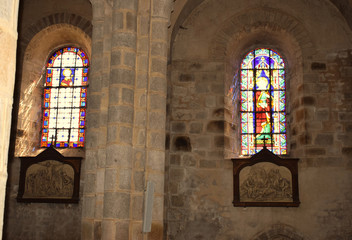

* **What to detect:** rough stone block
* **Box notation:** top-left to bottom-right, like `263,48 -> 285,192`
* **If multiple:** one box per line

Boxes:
111,68 -> 135,85
137,54 -> 148,71
190,122 -> 203,134
135,110 -> 146,126
123,52 -> 136,69
126,12 -> 136,31
301,96 -> 315,105
102,220 -> 116,240
151,58 -> 166,75
148,131 -> 165,149
132,195 -> 143,220
214,136 -> 224,148
151,21 -> 167,40
85,150 -> 98,171
133,170 -> 145,192
103,192 -> 130,219
200,160 -> 217,168
139,16 -> 150,36
182,155 -> 196,167
115,0 -> 137,10
147,150 -> 165,171
179,73 -> 194,82
107,125 -> 118,142
305,147 -> 326,156
151,41 -> 167,57
82,196 -> 96,218
112,32 -> 136,49
149,94 -> 165,110
150,76 -> 166,93
105,168 -> 117,190
149,111 -> 166,130
169,168 -> 184,181
112,11 -> 124,31
171,195 -> 184,207
81,220 -> 94,240
315,133 -> 333,146
171,122 -> 186,133
207,121 -> 224,133
115,221 -> 129,240
119,126 -> 133,144
119,169 -> 132,190
122,88 -> 134,104
108,105 -> 134,124
106,144 -> 132,168
109,86 -> 120,104
170,154 -> 181,165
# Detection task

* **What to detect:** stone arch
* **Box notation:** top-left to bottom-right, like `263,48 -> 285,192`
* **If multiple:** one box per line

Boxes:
20,13 -> 92,49
209,7 -> 315,61
215,8 -> 316,158
251,223 -> 305,240
15,24 -> 91,156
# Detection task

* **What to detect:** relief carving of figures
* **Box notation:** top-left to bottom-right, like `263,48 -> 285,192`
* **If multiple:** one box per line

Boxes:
24,160 -> 74,198
240,163 -> 292,202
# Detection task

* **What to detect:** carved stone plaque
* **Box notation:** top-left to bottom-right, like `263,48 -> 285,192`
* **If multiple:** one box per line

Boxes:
232,147 -> 299,207
17,146 -> 81,203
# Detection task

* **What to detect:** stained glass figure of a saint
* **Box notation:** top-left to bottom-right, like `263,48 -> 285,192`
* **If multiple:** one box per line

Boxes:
41,47 -> 89,148
240,48 -> 286,155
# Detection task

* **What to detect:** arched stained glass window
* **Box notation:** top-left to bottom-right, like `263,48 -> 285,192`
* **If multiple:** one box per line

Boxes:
41,47 -> 89,148
240,48 -> 286,155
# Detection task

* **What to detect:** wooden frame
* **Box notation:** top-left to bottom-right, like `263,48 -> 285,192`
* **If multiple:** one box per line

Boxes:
232,147 -> 300,207
17,146 -> 82,203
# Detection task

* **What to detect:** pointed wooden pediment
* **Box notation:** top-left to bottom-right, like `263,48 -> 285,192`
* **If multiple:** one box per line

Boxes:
232,147 -> 300,207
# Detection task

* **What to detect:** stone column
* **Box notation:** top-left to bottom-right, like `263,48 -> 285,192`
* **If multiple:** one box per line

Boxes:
0,0 -> 19,239
82,0 -> 111,239
0,0 -> 18,238
82,0 -> 171,239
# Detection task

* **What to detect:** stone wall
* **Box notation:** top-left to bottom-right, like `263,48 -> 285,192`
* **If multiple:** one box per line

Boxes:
166,0 -> 352,239
4,1 -> 92,239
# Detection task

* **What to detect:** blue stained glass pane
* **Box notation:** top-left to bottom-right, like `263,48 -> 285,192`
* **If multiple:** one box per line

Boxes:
81,111 -> 85,117
43,129 -> 48,133
44,121 -> 48,126
80,129 -> 84,133
82,93 -> 86,97
80,137 -> 84,142
80,121 -> 85,126
73,143 -> 78,147
64,143 -> 68,147
81,102 -> 86,107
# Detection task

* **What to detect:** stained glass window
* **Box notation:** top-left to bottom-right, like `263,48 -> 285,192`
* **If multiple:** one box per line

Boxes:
41,47 -> 89,148
240,48 -> 286,155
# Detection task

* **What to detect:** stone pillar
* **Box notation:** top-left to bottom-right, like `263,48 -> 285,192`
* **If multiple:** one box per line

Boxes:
0,0 -> 19,239
82,0 -> 111,239
82,0 -> 171,239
